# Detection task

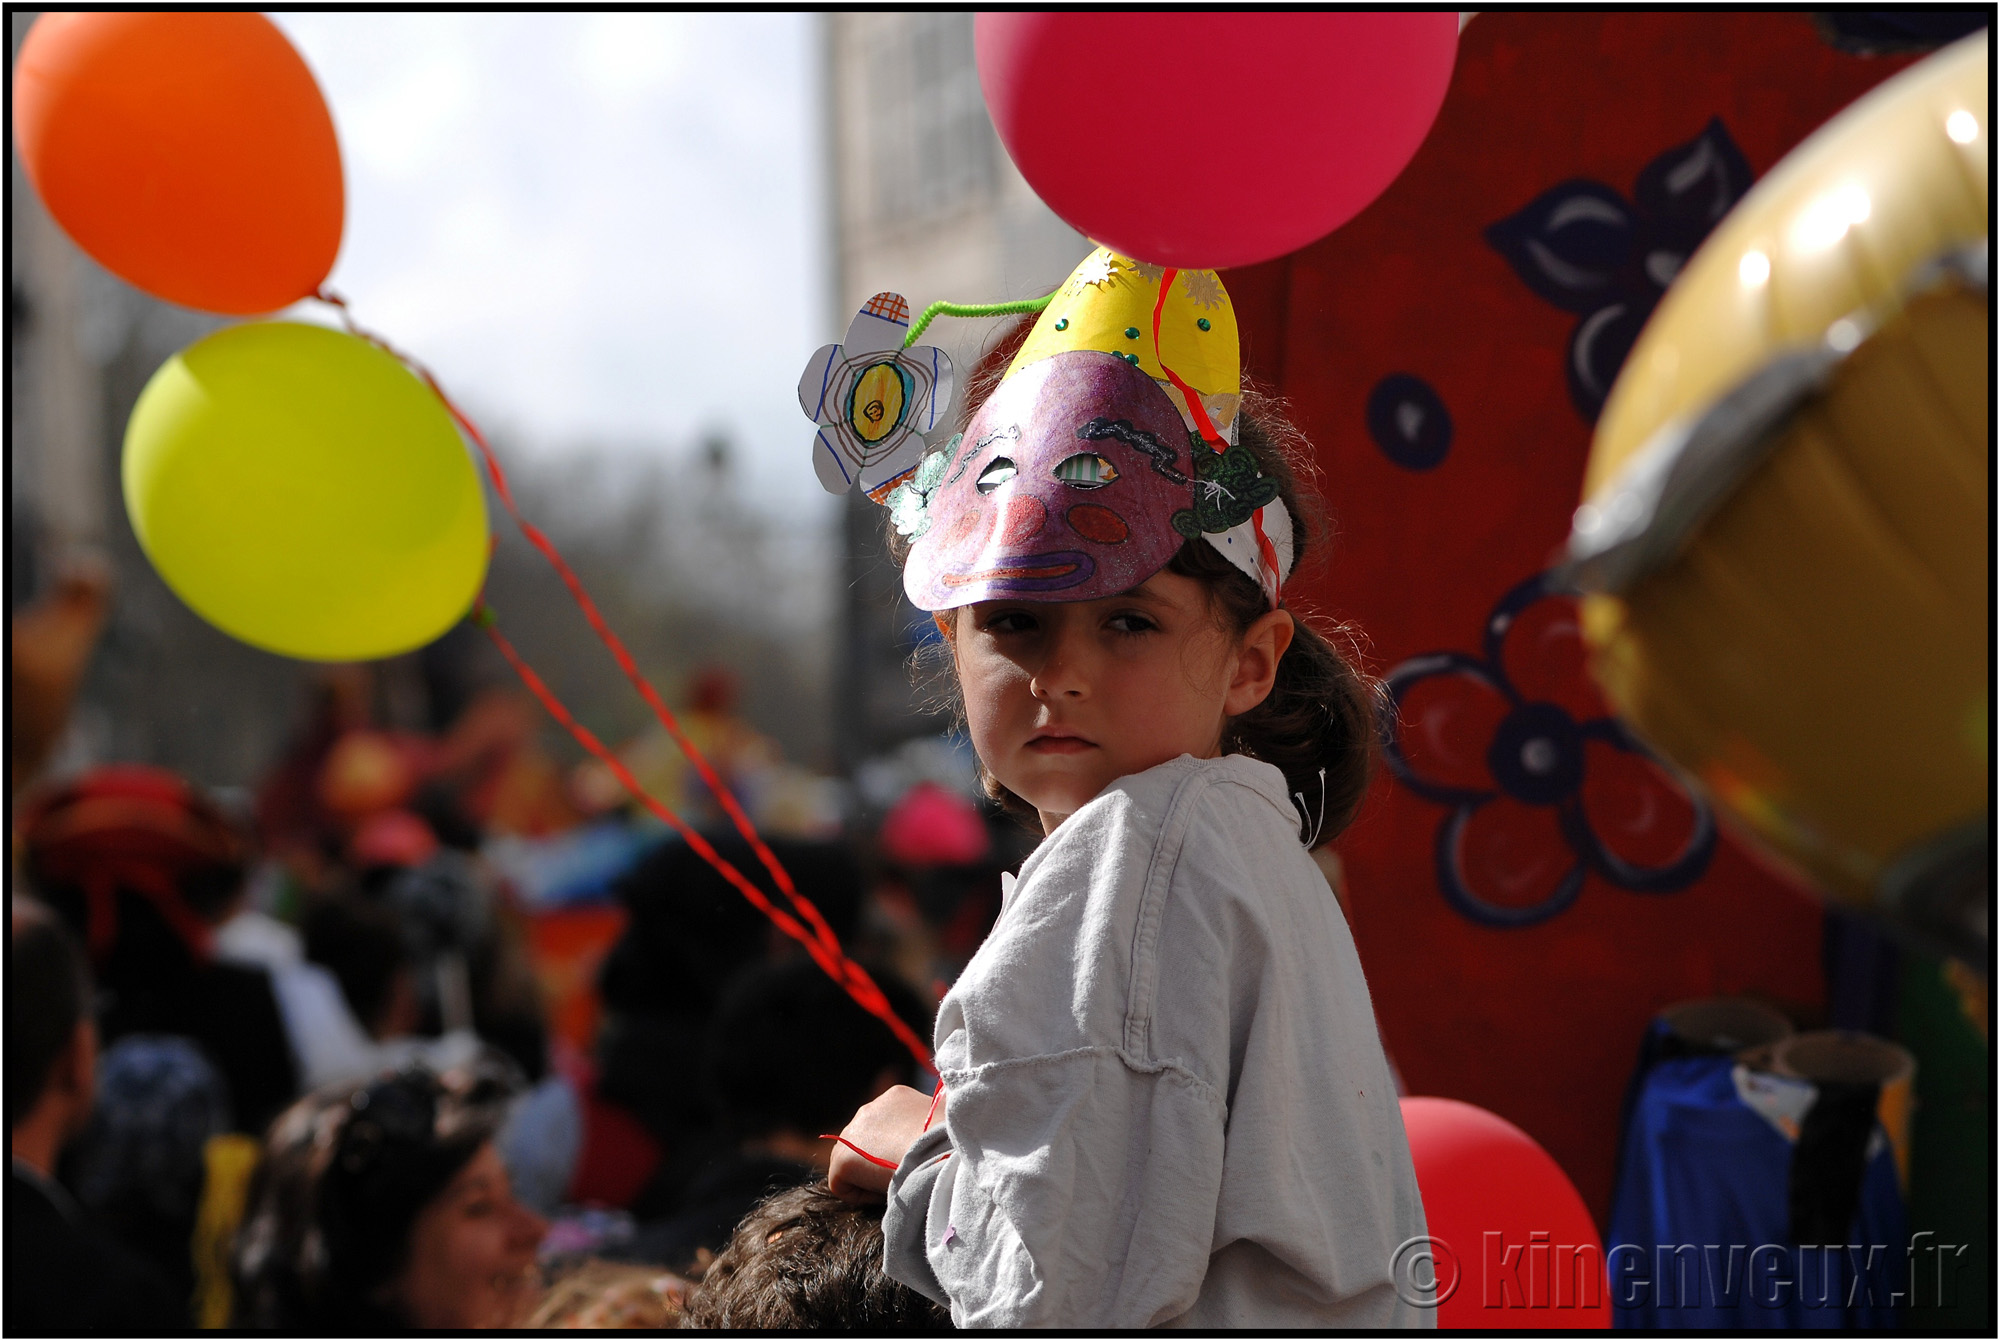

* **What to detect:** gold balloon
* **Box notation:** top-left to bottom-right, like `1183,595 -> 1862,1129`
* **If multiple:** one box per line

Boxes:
1565,33 -> 1988,960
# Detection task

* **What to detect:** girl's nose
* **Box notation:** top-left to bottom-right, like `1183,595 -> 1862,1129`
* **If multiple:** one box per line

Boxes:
1030,623 -> 1090,699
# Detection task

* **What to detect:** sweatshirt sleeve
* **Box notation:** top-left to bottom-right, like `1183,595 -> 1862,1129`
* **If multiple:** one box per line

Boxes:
904,1043 -> 1227,1328
882,1123 -> 954,1310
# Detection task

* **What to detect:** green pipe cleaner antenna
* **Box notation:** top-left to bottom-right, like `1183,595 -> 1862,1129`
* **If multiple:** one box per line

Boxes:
903,292 -> 1057,348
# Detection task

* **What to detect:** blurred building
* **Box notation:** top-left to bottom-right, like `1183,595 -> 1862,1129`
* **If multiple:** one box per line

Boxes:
820,13 -> 1088,772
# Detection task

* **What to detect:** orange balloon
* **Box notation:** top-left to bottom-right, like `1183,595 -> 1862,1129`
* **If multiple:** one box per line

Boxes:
12,12 -> 343,315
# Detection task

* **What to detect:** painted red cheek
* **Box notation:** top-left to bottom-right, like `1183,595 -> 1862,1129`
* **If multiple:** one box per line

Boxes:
1065,503 -> 1130,545
998,495 -> 1047,545
942,503 -> 989,549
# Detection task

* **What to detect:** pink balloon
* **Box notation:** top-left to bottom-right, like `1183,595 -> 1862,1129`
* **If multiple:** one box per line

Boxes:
1400,1097 -> 1611,1329
975,12 -> 1459,269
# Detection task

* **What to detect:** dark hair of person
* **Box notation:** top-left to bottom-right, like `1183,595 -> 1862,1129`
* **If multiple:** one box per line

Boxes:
301,893 -> 410,1037
898,316 -> 1380,846
597,835 -> 866,1147
680,1183 -> 950,1331
7,899 -> 93,1129
705,957 -> 931,1144
230,1056 -> 518,1330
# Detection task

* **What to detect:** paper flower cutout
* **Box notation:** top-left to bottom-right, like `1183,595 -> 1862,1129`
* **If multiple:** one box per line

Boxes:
1485,119 -> 1752,422
1381,571 -> 1715,927
799,292 -> 956,499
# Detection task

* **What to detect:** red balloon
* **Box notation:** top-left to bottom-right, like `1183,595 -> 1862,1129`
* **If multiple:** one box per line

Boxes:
1400,1097 -> 1612,1329
975,12 -> 1459,269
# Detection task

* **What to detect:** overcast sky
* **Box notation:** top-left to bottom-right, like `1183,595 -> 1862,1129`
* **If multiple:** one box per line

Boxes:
272,12 -> 830,522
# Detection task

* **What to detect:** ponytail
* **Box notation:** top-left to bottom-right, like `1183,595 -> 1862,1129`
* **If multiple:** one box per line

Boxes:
1165,397 -> 1380,846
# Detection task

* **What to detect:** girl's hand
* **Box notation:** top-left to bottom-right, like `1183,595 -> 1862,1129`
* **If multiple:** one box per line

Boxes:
827,1085 -> 941,1203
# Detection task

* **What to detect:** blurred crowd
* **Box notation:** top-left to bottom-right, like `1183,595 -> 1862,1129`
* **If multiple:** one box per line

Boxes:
9,649 -> 1021,1331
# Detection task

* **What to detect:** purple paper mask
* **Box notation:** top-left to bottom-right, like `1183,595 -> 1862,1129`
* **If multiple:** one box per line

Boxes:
903,351 -> 1198,612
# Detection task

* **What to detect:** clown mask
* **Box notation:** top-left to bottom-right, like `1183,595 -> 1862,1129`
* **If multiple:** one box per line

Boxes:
901,350 -> 1206,611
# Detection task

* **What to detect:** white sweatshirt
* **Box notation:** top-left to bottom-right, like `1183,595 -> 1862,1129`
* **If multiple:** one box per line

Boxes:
883,753 -> 1432,1328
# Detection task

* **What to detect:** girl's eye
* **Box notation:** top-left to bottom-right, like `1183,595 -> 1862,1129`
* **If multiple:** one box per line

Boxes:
982,609 -> 1037,634
1053,453 -> 1118,489
1107,612 -> 1157,635
976,458 -> 1017,493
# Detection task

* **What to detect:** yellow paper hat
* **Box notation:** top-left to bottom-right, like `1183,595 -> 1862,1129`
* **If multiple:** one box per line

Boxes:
1008,247 -> 1244,444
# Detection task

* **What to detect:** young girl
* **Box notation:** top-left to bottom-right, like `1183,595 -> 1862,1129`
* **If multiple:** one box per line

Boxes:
817,251 -> 1430,1328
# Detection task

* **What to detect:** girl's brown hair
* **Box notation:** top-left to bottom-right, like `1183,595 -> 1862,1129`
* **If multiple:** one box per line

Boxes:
903,317 -> 1380,847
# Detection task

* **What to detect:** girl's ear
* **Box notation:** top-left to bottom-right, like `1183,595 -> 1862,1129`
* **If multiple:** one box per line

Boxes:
1223,608 -> 1295,717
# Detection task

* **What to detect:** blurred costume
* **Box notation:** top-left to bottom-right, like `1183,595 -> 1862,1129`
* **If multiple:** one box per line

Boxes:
64,1035 -> 231,1307
215,906 -> 386,1090
8,556 -> 111,796
615,957 -> 929,1271
596,834 -> 864,1181
22,765 -> 298,1135
1608,1017 -> 1907,1327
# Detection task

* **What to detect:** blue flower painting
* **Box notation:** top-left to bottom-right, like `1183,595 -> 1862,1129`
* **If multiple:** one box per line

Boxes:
1485,119 -> 1753,422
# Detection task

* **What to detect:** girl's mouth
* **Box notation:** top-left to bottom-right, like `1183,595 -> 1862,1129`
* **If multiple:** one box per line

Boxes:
1026,731 -> 1095,754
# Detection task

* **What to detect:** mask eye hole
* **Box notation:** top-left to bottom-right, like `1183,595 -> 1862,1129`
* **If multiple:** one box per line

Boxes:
1053,453 -> 1119,489
976,458 -> 1017,494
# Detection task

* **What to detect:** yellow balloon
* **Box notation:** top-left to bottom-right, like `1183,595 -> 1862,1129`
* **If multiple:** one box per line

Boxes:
1566,34 -> 1987,958
123,321 -> 489,661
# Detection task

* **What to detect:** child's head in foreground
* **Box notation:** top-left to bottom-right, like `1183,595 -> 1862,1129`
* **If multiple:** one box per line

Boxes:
891,261 -> 1376,843
679,1183 -> 948,1330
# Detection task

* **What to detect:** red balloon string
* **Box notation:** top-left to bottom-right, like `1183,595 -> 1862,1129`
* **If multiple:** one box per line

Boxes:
1149,271 -> 1284,606
818,1134 -> 901,1171
922,1082 -> 946,1133
311,289 -> 935,1075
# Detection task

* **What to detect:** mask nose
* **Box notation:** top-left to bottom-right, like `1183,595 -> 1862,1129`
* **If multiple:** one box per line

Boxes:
997,495 -> 1046,545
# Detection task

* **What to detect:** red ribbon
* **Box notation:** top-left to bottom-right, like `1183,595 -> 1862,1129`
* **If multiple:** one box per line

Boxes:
820,1134 -> 900,1171
922,1083 -> 946,1133
314,290 -> 935,1077
1149,270 -> 1284,607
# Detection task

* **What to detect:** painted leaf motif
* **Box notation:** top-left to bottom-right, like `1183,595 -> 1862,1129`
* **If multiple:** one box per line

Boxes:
1633,118 -> 1755,262
1484,181 -> 1635,313
1171,444 -> 1280,536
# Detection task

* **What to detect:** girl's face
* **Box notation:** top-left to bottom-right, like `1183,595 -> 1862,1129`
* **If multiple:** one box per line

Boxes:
953,568 -> 1293,833
387,1142 -> 548,1329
